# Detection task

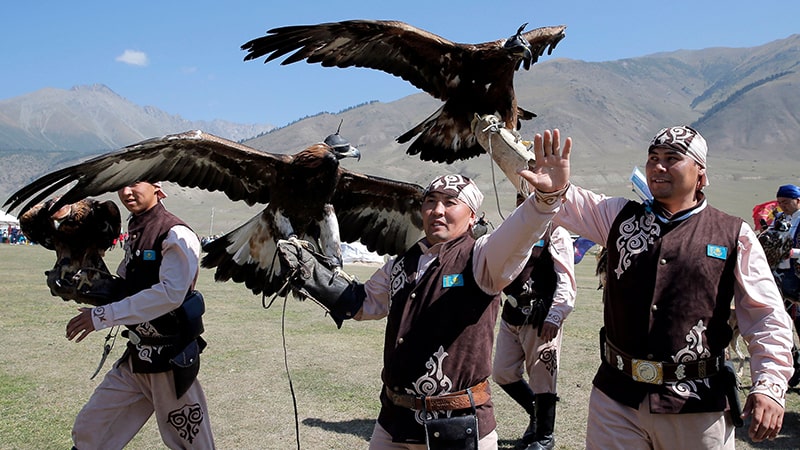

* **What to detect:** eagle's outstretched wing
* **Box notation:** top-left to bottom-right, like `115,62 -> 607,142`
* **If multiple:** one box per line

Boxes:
3,130 -> 287,216
243,20 -> 463,101
242,20 -> 566,163
333,170 -> 424,256
5,130 -> 426,299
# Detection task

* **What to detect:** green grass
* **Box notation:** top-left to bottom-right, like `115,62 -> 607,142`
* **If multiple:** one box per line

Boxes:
0,244 -> 798,449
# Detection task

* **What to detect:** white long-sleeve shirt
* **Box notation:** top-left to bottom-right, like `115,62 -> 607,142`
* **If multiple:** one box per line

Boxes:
91,225 -> 200,330
543,225 -> 577,327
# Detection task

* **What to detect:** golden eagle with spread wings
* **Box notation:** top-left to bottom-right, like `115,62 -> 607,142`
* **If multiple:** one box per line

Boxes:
241,20 -> 566,163
4,130 -> 425,298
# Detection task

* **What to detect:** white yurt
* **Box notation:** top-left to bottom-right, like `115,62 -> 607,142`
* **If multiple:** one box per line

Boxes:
0,210 -> 19,228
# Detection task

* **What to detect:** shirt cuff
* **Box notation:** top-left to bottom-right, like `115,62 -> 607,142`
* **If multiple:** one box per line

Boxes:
90,305 -> 114,331
534,183 -> 570,213
750,377 -> 787,408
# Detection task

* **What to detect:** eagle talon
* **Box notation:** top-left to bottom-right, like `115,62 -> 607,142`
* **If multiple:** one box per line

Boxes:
74,270 -> 93,292
331,266 -> 355,285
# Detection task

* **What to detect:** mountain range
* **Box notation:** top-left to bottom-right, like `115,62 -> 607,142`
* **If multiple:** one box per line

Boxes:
1,34 -> 799,232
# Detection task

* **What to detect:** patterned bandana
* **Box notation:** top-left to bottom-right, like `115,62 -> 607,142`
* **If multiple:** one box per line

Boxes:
423,174 -> 484,213
649,126 -> 709,187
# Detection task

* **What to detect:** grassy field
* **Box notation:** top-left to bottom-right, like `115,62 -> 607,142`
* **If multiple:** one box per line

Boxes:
1,244 -> 799,449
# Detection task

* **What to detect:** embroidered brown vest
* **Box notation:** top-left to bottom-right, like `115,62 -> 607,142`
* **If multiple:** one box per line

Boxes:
122,202 -> 196,373
377,234 -> 500,443
596,200 -> 740,413
501,234 -> 557,326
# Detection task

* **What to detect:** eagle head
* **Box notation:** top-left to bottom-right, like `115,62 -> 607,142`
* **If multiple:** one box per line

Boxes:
20,197 -> 124,306
324,132 -> 361,161
504,23 -> 533,71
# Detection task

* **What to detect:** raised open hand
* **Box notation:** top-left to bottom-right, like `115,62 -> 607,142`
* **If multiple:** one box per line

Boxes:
518,129 -> 572,193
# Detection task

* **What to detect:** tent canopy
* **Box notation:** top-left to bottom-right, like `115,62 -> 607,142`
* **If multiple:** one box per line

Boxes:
0,210 -> 19,227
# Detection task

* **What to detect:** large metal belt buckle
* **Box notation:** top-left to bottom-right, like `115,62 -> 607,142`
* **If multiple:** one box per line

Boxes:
631,359 -> 664,384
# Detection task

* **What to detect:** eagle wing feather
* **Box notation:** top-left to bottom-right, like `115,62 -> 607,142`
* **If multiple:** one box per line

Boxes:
332,169 -> 424,255
243,20 -> 462,101
4,130 -> 289,216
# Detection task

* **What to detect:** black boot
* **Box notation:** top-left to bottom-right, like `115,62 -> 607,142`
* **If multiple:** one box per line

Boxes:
526,393 -> 557,450
498,381 -> 537,445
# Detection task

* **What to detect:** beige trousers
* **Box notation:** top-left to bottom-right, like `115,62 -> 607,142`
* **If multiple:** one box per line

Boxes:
492,319 -> 563,393
72,357 -> 215,450
585,386 -> 735,450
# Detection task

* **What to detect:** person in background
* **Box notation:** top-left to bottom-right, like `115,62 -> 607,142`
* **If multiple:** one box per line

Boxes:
491,193 -> 576,450
774,184 -> 800,387
66,181 -> 215,449
518,126 -> 793,448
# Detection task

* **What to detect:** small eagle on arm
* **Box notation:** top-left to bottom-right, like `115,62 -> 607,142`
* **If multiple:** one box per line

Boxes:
241,20 -> 566,163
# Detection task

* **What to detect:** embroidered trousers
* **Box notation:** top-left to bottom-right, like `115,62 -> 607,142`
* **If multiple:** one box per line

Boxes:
492,319 -> 562,394
72,357 -> 215,450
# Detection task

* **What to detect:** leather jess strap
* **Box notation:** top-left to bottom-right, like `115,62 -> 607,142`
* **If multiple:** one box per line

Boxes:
385,379 -> 490,411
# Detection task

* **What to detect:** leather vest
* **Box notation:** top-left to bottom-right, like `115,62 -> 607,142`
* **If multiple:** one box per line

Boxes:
596,200 -> 740,413
377,234 -> 499,443
501,234 -> 557,326
121,203 -> 197,373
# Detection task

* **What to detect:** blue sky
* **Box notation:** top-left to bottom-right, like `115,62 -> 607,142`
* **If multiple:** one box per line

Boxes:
2,1 -> 797,127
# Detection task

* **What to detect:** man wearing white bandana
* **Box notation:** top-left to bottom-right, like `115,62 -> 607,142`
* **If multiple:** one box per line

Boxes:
516,126 -> 793,449
278,171 -> 566,449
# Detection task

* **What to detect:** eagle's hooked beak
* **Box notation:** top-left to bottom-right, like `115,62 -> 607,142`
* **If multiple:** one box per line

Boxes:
334,145 -> 361,162
324,132 -> 361,161
505,23 -> 533,71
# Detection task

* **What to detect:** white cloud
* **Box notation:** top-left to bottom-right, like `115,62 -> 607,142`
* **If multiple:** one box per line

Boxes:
115,50 -> 149,67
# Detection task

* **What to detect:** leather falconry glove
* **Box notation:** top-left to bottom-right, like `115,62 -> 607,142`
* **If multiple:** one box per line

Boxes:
275,238 -> 365,328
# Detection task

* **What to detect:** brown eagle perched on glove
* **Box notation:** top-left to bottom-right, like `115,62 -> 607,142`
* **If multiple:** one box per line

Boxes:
4,130 -> 425,299
242,20 -> 566,163
18,197 -> 122,305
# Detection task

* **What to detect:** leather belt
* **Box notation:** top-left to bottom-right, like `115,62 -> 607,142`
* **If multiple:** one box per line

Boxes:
385,379 -> 490,411
603,338 -> 723,385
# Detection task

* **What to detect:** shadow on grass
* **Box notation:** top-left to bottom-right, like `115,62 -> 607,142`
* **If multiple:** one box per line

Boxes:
302,417 -> 374,442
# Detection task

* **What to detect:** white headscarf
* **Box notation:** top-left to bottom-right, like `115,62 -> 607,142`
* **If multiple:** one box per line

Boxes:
423,174 -> 484,213
649,126 -> 709,187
